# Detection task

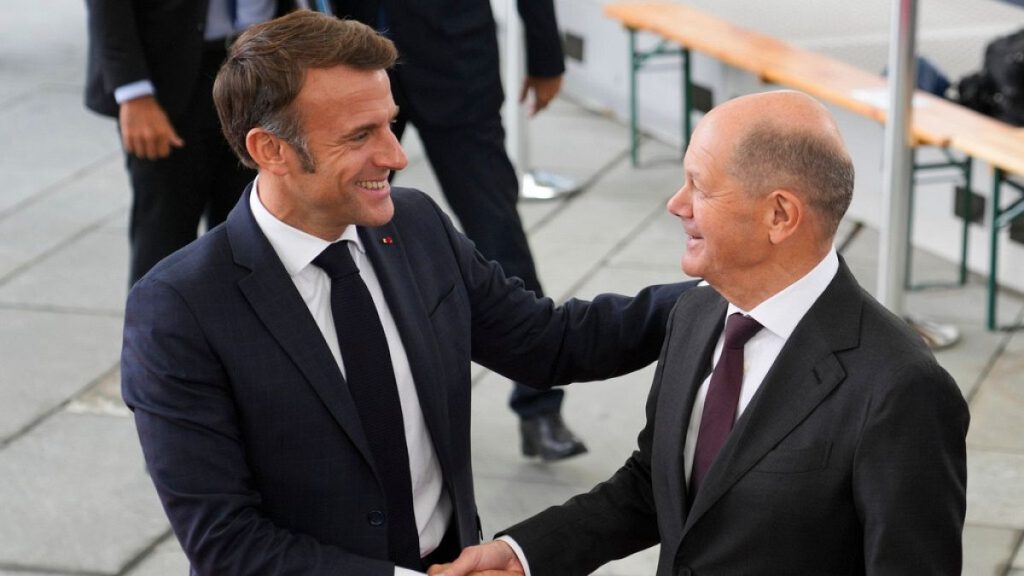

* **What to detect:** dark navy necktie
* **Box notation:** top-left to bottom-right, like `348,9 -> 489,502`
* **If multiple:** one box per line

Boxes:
690,313 -> 763,498
312,241 -> 421,569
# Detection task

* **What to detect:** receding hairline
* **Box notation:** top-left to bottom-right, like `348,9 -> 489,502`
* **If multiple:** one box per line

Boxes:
721,95 -> 855,236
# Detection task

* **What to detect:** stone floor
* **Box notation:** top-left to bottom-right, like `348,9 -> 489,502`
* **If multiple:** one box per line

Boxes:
1,1 -> 1023,575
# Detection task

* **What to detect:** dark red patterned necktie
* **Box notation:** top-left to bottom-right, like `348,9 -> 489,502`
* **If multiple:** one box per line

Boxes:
690,313 -> 763,497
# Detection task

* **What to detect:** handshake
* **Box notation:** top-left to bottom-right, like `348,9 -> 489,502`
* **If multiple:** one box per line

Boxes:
427,540 -> 525,576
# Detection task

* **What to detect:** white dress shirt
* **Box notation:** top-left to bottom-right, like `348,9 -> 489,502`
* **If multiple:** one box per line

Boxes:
682,248 -> 839,483
505,248 -> 840,576
250,182 -> 448,576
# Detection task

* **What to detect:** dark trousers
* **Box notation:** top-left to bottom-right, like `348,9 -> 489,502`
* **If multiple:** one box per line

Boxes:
390,75 -> 563,419
125,44 -> 254,285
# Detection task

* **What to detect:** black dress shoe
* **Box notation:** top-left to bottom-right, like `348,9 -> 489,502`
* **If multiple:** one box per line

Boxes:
520,412 -> 588,461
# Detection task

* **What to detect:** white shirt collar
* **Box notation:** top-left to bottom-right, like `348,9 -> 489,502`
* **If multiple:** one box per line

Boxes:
249,177 -> 364,277
727,247 -> 839,340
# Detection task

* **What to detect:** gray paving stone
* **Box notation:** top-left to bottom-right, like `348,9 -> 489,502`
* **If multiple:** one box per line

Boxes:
0,412 -> 167,574
98,206 -> 129,233
0,0 -> 85,85
526,99 -> 631,182
125,534 -> 188,576
1013,534 -> 1024,570
0,309 -> 122,441
968,332 -> 1024,452
962,524 -> 1020,576
67,367 -> 129,418
580,146 -> 683,205
0,89 -> 119,217
926,304 -> 1019,400
0,227 -> 128,314
0,159 -> 129,280
966,450 -> 1024,529
531,196 -> 666,298
471,371 -> 617,488
610,208 -> 689,274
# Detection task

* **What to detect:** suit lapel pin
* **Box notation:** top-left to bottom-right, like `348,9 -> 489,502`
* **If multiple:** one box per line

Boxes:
381,236 -> 394,245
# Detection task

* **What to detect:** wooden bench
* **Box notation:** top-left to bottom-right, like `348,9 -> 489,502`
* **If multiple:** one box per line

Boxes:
604,0 -> 1024,330
951,127 -> 1024,329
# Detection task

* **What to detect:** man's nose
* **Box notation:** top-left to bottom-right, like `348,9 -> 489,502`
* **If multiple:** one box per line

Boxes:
666,184 -> 691,216
379,130 -> 408,171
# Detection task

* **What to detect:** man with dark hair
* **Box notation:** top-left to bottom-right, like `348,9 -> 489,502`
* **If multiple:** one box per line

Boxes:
433,91 -> 969,576
121,11 -> 691,575
84,0 -> 292,285
330,0 -> 586,461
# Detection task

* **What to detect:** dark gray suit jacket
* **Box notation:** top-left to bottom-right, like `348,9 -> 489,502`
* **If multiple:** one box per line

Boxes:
121,186 -> 691,575
506,262 -> 969,576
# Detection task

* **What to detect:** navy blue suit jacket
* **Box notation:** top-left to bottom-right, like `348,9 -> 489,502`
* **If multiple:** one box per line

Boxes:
121,186 -> 692,575
329,0 -> 564,126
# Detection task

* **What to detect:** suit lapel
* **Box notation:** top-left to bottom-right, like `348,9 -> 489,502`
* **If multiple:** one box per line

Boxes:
682,263 -> 863,535
227,188 -> 374,466
359,224 -> 454,469
652,288 -> 726,545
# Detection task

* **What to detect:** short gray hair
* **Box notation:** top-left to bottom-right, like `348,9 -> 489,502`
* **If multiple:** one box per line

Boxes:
729,121 -> 854,236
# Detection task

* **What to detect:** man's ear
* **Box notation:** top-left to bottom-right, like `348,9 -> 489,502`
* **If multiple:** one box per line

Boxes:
765,188 -> 803,245
246,128 -> 290,175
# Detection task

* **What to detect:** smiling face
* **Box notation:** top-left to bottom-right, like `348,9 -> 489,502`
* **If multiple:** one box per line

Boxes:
666,110 -> 772,290
261,65 -> 408,240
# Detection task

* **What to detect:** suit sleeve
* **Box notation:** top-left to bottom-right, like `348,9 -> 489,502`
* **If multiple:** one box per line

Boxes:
423,193 -> 694,386
518,0 -> 565,78
87,0 -> 151,93
853,359 -> 968,575
121,279 -> 396,576
498,315 -> 677,575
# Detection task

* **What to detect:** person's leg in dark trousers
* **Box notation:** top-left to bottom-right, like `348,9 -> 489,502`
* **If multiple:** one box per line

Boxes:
390,97 -> 586,461
125,44 -> 254,285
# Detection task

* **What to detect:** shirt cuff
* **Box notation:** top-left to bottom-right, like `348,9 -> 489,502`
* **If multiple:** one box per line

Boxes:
395,567 -> 427,576
497,535 -> 532,576
114,80 -> 155,104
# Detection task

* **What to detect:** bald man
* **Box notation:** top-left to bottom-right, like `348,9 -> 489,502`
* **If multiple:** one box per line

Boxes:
431,91 -> 969,576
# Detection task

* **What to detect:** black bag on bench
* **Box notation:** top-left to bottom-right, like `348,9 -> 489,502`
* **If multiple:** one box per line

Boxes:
956,28 -> 1024,126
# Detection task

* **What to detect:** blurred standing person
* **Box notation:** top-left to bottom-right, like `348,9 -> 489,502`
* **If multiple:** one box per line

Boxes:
85,0 -> 291,285
330,0 -> 586,461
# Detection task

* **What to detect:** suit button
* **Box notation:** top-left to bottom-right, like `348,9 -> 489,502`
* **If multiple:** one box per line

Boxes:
367,510 -> 386,526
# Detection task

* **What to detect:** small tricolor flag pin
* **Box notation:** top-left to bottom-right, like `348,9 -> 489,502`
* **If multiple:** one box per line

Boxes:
381,236 -> 394,245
